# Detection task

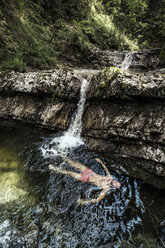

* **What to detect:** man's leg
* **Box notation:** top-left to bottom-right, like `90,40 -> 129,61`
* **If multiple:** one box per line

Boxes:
49,164 -> 81,180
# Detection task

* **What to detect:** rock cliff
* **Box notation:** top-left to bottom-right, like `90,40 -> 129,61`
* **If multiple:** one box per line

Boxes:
0,50 -> 165,188
84,68 -> 165,188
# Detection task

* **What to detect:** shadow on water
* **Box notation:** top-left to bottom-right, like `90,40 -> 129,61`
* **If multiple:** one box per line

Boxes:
0,123 -> 165,247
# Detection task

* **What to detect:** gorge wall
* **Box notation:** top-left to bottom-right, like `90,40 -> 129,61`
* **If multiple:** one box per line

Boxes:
84,68 -> 165,188
0,50 -> 165,188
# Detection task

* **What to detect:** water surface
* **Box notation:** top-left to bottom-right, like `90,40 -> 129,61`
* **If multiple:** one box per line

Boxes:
0,123 -> 165,248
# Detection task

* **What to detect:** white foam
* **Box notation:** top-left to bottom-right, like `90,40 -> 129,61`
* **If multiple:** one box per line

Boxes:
52,132 -> 84,150
42,132 -> 84,157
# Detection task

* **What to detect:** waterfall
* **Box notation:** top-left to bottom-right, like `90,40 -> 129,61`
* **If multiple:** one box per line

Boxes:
41,78 -> 89,156
68,78 -> 89,137
121,52 -> 135,70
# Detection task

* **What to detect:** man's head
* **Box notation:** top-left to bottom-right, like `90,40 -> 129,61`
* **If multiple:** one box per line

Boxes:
106,177 -> 121,189
111,180 -> 121,190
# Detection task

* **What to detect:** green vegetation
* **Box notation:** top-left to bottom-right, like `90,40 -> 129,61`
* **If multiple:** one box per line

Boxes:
103,0 -> 165,48
0,1 -> 57,72
46,81 -> 61,104
95,66 -> 121,97
0,0 -> 164,71
99,66 -> 121,89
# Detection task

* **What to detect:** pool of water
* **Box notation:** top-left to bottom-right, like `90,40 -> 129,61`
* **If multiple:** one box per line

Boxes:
0,122 -> 165,248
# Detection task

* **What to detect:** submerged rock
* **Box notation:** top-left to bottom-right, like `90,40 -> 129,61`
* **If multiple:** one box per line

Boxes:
0,172 -> 26,204
0,147 -> 19,170
0,148 -> 27,204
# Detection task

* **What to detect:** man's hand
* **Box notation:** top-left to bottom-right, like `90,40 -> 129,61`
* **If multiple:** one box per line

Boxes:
77,188 -> 108,205
77,198 -> 97,205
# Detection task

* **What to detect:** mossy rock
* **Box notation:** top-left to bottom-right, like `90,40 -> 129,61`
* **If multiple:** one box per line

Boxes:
99,66 -> 121,87
0,148 -> 20,169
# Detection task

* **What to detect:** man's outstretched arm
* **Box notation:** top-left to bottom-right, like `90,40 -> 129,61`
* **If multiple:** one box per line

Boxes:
95,158 -> 112,178
77,188 -> 109,205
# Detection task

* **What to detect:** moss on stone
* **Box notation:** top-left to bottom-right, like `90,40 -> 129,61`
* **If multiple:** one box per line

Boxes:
100,81 -> 106,87
46,82 -> 62,104
99,66 -> 120,87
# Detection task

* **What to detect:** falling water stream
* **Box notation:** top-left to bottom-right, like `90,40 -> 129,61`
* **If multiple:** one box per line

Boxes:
121,52 -> 135,70
41,78 -> 89,156
0,71 -> 165,247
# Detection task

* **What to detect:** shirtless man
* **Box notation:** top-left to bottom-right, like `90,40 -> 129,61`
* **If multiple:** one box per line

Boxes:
49,157 -> 121,205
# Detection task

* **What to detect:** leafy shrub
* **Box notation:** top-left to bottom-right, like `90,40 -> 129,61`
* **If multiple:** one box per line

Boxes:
102,0 -> 165,48
0,57 -> 26,72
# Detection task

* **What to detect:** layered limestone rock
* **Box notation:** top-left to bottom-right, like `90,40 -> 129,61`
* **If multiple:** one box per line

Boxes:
0,69 -> 81,130
0,62 -> 165,188
0,69 -> 81,100
87,67 -> 165,99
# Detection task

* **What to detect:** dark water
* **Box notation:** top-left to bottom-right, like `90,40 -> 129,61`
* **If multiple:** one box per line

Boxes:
0,123 -> 165,248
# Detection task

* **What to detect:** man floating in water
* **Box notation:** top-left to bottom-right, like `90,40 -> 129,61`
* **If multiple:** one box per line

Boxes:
49,157 -> 121,205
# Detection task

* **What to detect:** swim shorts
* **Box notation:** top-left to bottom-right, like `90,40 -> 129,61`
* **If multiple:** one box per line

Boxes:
81,167 -> 93,183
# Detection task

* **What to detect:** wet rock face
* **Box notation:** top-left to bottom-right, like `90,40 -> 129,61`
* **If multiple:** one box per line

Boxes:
0,95 -> 75,130
83,101 -> 165,180
0,69 -> 81,131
